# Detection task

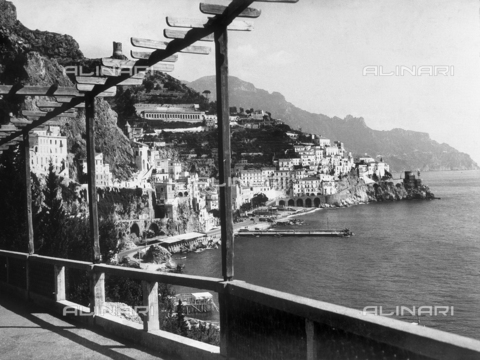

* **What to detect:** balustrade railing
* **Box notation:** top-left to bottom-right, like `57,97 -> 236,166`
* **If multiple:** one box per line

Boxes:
1,249 -> 480,360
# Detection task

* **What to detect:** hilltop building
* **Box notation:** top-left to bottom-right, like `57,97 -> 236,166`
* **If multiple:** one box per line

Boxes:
136,104 -> 205,122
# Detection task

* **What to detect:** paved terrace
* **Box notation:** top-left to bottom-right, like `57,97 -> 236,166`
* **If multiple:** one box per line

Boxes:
0,294 -> 169,360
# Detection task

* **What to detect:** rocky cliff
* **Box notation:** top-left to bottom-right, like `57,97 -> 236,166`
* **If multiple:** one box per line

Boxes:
333,175 -> 435,208
0,0 -> 134,180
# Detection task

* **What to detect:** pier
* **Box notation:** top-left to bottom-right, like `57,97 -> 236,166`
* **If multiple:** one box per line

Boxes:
236,229 -> 353,237
174,292 -> 219,314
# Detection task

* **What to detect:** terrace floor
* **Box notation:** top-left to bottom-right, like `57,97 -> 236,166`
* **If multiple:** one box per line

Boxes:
0,294 -> 169,360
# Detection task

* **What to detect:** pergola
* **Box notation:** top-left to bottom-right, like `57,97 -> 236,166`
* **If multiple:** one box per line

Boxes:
0,0 -> 299,281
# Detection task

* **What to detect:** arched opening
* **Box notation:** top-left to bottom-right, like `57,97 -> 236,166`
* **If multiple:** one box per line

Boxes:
184,191 -> 188,196
314,198 -> 321,207
130,223 -> 140,238
155,206 -> 166,219
288,199 -> 295,206
279,200 -> 286,206
305,198 -> 312,207
310,193 -> 315,197
296,199 -> 304,207
178,192 -> 184,197
149,223 -> 160,236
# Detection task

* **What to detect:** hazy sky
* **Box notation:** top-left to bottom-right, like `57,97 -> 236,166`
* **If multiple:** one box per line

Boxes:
13,0 -> 480,163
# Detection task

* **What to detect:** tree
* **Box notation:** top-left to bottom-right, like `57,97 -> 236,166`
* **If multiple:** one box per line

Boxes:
209,209 -> 220,218
0,146 -> 29,252
240,202 -> 252,213
252,193 -> 268,208
164,299 -> 189,336
99,215 -> 119,263
144,79 -> 155,92
233,209 -> 241,223
35,162 -> 68,257
176,300 -> 189,336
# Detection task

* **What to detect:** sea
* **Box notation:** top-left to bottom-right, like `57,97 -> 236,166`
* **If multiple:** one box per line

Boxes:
178,170 -> 480,340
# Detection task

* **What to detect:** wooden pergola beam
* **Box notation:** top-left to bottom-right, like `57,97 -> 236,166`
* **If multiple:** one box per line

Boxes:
85,93 -> 101,263
211,0 -> 257,283
0,96 -> 84,146
24,132 -> 34,255
0,85 -> 82,97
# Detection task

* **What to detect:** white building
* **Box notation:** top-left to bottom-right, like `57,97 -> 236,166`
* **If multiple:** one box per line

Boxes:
82,153 -> 113,187
292,177 -> 321,197
239,169 -> 263,186
30,126 -> 69,178
138,104 -> 205,122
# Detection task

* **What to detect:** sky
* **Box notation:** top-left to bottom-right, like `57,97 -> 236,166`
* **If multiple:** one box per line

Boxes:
12,0 -> 480,164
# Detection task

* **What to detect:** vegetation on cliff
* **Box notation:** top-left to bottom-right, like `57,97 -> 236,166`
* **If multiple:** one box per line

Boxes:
0,0 -> 135,180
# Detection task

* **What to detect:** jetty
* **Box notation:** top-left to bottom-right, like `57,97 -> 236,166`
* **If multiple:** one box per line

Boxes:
174,292 -> 219,314
236,229 -> 353,237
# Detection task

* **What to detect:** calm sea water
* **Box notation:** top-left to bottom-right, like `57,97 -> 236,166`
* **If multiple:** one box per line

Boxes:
180,170 -> 480,340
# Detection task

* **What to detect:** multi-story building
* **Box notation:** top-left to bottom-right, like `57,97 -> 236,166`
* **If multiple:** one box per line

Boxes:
137,104 -> 206,122
81,153 -> 113,187
133,142 -> 150,172
205,191 -> 219,211
271,170 -> 293,190
325,146 -> 340,157
292,176 -> 321,197
317,138 -> 331,148
239,169 -> 263,186
261,167 -> 275,180
321,179 -> 336,195
299,150 -> 316,167
30,126 -> 69,178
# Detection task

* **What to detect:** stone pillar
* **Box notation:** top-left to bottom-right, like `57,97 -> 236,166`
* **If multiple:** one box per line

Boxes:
142,280 -> 159,331
54,265 -> 66,302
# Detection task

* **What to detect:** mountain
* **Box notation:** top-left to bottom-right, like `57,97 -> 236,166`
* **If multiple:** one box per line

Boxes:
0,0 -> 134,180
186,75 -> 479,172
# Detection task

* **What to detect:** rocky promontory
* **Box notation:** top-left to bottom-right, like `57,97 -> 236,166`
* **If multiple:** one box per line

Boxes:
327,174 -> 435,208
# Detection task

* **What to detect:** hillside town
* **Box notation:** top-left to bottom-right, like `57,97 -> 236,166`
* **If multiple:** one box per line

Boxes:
28,102 -> 391,232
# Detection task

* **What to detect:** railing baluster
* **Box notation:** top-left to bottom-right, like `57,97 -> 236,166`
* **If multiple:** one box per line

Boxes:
219,290 -> 229,357
54,265 -> 66,302
142,280 -> 159,331
306,319 -> 318,360
6,257 -> 10,284
90,270 -> 105,315
25,258 -> 30,301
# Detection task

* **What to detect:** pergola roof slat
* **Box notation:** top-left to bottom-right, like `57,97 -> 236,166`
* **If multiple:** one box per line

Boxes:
131,38 -> 211,54
131,52 -> 179,61
131,50 -> 181,60
200,3 -> 261,18
166,16 -> 254,31
22,111 -> 77,118
37,100 -> 85,108
0,85 -> 82,97
163,29 -> 214,41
